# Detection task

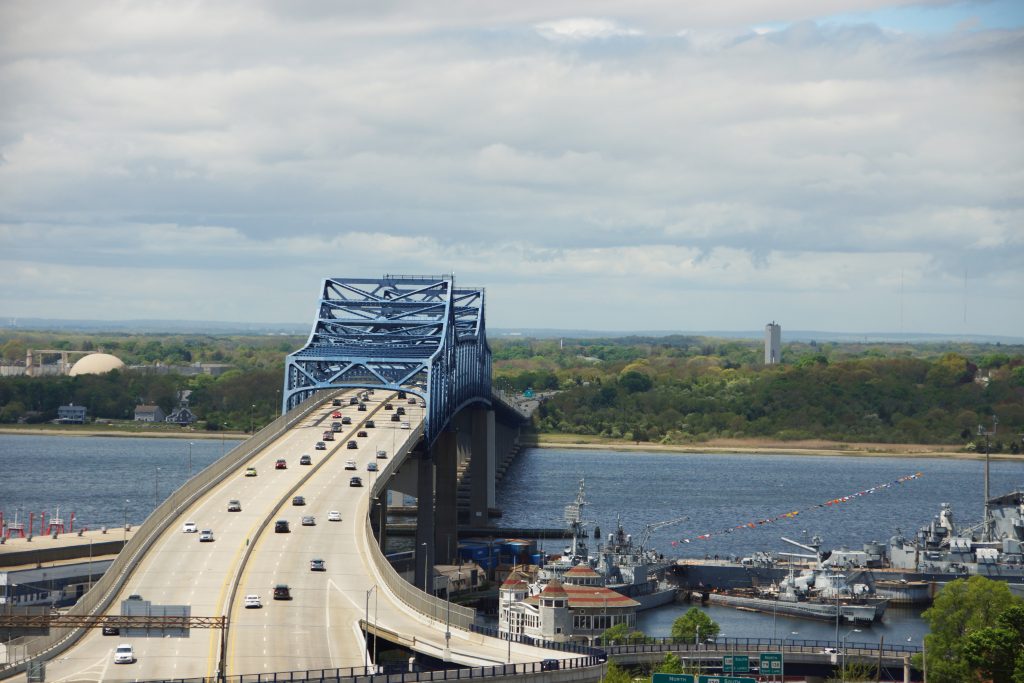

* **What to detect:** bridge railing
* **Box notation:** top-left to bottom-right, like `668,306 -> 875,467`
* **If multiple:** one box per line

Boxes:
0,391 -> 335,674
593,636 -> 921,656
365,423 -> 477,630
133,650 -> 606,683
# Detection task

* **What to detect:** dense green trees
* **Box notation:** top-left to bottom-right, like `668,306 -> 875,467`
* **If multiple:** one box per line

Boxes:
670,607 -> 720,642
920,576 -> 1024,683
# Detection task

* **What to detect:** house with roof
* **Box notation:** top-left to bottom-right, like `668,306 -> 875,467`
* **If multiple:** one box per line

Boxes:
499,565 -> 639,643
133,404 -> 166,422
57,404 -> 87,424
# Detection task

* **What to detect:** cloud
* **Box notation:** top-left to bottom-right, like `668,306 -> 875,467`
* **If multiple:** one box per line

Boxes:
0,2 -> 1021,335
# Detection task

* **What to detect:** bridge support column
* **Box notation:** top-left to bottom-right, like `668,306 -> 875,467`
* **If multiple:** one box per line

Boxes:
433,429 -> 459,565
469,408 -> 495,525
414,450 -> 435,593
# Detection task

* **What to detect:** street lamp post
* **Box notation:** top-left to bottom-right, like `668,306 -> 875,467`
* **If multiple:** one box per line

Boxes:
695,624 -> 701,675
444,576 -> 452,661
187,442 -> 193,479
122,499 -> 130,544
841,628 -> 861,682
154,466 -> 161,502
250,404 -> 255,434
365,585 -> 376,671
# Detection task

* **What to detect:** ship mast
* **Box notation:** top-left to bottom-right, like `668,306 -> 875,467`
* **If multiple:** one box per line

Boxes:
978,416 -> 998,542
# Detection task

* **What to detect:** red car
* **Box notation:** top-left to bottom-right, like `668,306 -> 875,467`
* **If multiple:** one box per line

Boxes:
275,459 -> 287,470
331,411 -> 343,418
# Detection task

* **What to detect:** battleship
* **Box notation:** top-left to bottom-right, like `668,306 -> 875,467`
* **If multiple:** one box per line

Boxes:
537,480 -> 680,610
674,489 -> 1024,602
693,536 -> 888,624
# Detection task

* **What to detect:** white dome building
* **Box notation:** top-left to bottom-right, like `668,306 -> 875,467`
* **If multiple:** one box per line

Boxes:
69,353 -> 126,376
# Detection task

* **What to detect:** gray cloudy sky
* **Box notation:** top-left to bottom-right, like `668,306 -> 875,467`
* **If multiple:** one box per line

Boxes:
1,1 -> 1021,336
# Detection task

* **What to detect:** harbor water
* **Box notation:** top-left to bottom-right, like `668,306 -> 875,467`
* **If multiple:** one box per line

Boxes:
2,434 -> 1022,646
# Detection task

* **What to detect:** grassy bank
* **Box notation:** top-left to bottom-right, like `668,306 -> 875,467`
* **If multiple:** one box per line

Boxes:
0,423 -> 246,440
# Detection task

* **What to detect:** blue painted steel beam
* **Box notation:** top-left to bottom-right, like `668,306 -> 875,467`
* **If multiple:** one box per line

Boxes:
283,275 -> 491,447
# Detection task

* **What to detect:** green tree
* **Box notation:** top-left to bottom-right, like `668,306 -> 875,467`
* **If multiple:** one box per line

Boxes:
670,607 -> 719,642
602,661 -> 633,683
654,653 -> 689,674
919,577 -> 1024,683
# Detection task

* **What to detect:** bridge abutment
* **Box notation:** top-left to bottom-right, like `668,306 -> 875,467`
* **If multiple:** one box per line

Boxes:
468,407 -> 495,525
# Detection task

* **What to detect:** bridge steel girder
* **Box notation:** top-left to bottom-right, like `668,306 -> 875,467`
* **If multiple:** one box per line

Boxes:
283,275 -> 491,448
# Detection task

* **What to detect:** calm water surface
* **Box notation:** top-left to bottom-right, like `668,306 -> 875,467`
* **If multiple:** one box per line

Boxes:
496,447 -> 1024,644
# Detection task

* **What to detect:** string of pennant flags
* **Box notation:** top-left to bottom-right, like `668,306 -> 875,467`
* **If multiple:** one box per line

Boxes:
671,471 -> 924,546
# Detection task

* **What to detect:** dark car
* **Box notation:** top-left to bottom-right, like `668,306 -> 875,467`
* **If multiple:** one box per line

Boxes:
299,454 -> 312,465
331,421 -> 342,432
357,430 -> 368,438
332,399 -> 342,406
292,496 -> 306,506
315,441 -> 326,450
274,520 -> 290,533
390,414 -> 400,422
341,416 -> 352,424
384,403 -> 393,410
396,407 -> 406,416
540,659 -> 560,672
365,420 -> 375,428
350,477 -> 363,487
347,440 -> 358,449
349,397 -> 359,405
275,459 -> 287,470
273,584 -> 291,600
357,403 -> 367,412
407,397 -> 416,404
398,391 -> 406,399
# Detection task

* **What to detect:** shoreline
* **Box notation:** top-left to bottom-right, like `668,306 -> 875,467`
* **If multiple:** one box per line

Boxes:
0,426 -> 246,441
529,437 -> 1022,461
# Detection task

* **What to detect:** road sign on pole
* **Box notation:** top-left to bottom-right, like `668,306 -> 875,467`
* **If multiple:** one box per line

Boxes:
759,652 -> 784,676
697,676 -> 756,683
652,674 -> 694,683
722,655 -> 750,673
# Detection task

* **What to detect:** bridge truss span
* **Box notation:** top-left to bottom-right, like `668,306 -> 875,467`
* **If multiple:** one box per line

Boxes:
284,275 -> 491,447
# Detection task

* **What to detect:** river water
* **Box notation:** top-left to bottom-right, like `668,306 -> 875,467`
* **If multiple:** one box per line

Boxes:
2,435 -> 1022,646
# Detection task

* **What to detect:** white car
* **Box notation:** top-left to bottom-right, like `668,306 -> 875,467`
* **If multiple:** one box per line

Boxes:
182,522 -> 197,533
199,529 -> 214,542
400,422 -> 410,430
243,594 -> 262,608
327,510 -> 342,522
113,643 -> 134,664
344,460 -> 357,470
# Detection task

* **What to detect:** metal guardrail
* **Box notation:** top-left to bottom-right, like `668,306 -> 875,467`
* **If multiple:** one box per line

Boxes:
135,652 -> 607,683
364,422 -> 477,630
593,636 -> 921,656
0,391 -> 335,676
469,625 -> 607,659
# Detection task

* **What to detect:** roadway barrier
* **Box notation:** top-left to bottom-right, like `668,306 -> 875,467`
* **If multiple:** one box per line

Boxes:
592,635 -> 920,656
0,391 -> 336,676
134,650 -> 607,683
364,423 -> 477,630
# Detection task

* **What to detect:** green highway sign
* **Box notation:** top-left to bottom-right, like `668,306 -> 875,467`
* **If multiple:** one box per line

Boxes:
652,675 -> 694,683
759,652 -> 784,674
697,676 -> 756,683
722,654 -> 750,673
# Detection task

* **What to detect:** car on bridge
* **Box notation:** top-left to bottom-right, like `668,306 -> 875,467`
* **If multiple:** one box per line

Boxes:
199,529 -> 214,542
384,403 -> 393,410
345,459 -> 357,470
275,459 -> 287,469
332,398 -> 342,406
244,594 -> 262,608
299,454 -> 312,465
357,430 -> 368,437
301,515 -> 315,526
275,520 -> 290,533
366,420 -> 375,428
367,462 -> 378,472
349,397 -> 359,405
407,397 -> 416,404
376,449 -> 387,459
310,558 -> 326,571
182,521 -> 198,533
113,643 -> 135,664
346,440 -> 357,449
357,404 -> 367,412
390,414 -> 400,422
396,406 -> 406,415
292,496 -> 306,506
350,476 -> 363,487
331,422 -> 342,432
401,422 -> 410,429
341,416 -> 352,424
331,411 -> 342,418
327,510 -> 342,522
245,466 -> 258,476
227,500 -> 242,512
273,584 -> 291,600
315,441 -> 326,450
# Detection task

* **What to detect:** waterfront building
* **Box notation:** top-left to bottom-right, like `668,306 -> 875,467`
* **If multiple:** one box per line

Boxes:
133,404 -> 166,422
57,404 -> 87,424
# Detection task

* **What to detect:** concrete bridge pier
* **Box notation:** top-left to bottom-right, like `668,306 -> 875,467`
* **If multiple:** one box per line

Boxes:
468,407 -> 496,525
414,448 -> 435,592
433,429 -> 459,565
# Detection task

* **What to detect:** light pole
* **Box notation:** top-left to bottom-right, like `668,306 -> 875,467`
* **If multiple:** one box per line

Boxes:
421,542 -> 429,594
365,585 -> 376,671
841,628 -> 861,681
249,403 -> 255,434
122,499 -> 129,544
695,624 -> 701,675
154,466 -> 161,502
187,441 -> 193,478
221,423 -> 227,455
443,576 -> 452,661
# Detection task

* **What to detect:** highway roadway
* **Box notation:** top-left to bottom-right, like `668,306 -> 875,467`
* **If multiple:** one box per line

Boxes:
24,390 -> 560,682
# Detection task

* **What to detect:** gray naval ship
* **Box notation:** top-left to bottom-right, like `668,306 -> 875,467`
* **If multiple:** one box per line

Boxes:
674,489 -> 1024,602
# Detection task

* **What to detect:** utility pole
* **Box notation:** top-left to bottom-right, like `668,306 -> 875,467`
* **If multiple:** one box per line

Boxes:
187,442 -> 193,479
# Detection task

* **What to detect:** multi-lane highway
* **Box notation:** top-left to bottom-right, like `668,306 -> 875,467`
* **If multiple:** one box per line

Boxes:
31,390 -> 559,682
